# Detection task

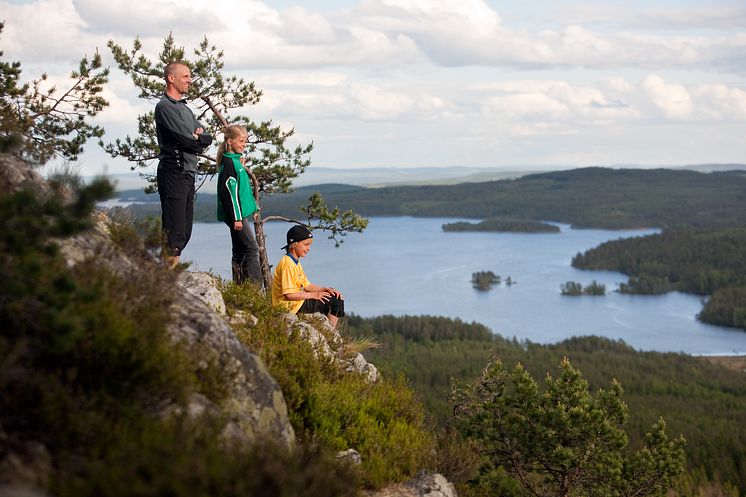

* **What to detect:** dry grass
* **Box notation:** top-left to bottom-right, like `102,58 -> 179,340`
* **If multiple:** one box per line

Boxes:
699,355 -> 746,373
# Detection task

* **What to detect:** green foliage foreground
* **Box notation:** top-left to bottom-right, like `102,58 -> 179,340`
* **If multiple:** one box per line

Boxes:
220,284 -> 435,488
453,358 -> 685,497
0,182 -> 358,496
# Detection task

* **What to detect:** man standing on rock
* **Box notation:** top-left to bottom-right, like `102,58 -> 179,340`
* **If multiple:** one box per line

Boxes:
155,61 -> 212,268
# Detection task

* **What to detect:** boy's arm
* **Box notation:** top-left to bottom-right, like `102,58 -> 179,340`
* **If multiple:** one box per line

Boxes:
283,290 -> 316,301
296,283 -> 342,301
282,282 -> 333,302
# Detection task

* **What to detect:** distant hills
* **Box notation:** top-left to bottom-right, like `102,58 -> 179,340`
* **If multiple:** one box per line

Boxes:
92,166 -> 537,192
259,166 -> 746,230
97,163 -> 746,192
114,166 -> 746,231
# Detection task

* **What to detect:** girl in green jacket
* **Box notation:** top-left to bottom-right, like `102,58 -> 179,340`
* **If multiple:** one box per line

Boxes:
216,124 -> 262,286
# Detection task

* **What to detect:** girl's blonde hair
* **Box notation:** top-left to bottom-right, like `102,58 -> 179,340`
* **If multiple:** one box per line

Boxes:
215,124 -> 249,165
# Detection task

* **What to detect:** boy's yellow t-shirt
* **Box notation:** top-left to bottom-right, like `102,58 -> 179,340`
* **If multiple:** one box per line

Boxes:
272,254 -> 311,314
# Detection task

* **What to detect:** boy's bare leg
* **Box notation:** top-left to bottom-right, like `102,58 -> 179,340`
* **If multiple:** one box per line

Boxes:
328,314 -> 339,328
165,254 -> 180,269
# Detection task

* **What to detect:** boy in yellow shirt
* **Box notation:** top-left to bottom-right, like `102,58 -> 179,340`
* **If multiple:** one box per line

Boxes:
272,225 -> 345,328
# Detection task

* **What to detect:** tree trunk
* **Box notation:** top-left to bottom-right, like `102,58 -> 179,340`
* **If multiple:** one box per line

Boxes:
253,213 -> 273,290
248,169 -> 273,290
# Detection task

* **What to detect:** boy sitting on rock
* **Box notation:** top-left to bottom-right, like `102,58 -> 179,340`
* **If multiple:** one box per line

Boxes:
271,225 -> 345,328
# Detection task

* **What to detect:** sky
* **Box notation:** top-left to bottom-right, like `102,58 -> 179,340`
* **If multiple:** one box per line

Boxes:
2,0 -> 746,177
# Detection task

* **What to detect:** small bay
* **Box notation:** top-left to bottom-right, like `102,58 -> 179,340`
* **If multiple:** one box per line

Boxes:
183,217 -> 746,355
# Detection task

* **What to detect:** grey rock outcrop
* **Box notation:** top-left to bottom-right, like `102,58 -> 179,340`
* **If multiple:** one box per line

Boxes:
161,280 -> 294,446
178,272 -> 227,315
364,472 -> 458,497
49,205 -> 295,447
348,351 -> 380,383
282,312 -> 380,383
336,448 -> 362,466
184,277 -> 380,384
0,153 -> 48,196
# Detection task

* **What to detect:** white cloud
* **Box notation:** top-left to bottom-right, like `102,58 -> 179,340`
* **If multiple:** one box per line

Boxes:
266,6 -> 339,45
97,80 -> 153,123
0,0 -> 92,61
72,0 -> 222,36
643,75 -> 693,119
253,75 -> 448,122
690,83 -> 746,120
509,122 -> 579,137
226,14 -> 420,68
2,0 -> 744,171
3,0 -> 745,72
478,80 -> 640,125
603,77 -> 635,93
343,1 -> 746,70
555,4 -> 746,30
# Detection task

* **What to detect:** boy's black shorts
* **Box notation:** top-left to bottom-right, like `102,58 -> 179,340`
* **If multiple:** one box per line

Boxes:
299,295 -> 345,318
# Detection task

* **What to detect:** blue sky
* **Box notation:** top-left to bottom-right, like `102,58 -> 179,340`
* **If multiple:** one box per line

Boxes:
2,0 -> 745,176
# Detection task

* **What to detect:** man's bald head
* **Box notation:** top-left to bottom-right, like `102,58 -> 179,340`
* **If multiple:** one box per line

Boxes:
164,62 -> 192,99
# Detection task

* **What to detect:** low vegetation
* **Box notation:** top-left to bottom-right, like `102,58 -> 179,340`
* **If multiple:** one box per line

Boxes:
221,284 -> 435,488
3,178 -> 735,497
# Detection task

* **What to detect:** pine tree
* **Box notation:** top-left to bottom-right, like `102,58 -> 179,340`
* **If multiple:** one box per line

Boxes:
452,357 -> 686,497
103,34 -> 367,287
0,22 -> 109,164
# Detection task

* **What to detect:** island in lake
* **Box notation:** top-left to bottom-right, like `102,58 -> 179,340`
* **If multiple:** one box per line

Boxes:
443,217 -> 560,233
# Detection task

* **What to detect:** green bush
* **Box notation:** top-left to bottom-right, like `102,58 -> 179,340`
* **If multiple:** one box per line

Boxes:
54,417 -> 358,497
0,184 -> 196,451
223,283 -> 436,488
351,314 -> 746,494
307,375 -> 434,487
223,282 -> 330,430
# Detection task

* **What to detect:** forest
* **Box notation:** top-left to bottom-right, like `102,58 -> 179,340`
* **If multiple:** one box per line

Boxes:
118,166 -> 746,230
573,228 -> 746,328
259,167 -> 746,229
347,314 -> 746,496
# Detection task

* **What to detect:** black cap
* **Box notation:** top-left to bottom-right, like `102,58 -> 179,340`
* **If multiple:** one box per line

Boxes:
282,225 -> 313,250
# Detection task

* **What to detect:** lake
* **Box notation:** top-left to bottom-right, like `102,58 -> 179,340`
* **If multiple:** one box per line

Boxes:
182,217 -> 746,356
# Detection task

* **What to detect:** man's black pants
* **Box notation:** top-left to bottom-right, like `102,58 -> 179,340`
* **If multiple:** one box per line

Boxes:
157,166 -> 195,257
